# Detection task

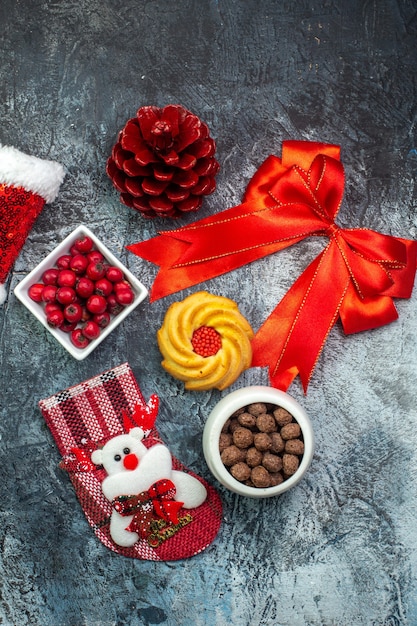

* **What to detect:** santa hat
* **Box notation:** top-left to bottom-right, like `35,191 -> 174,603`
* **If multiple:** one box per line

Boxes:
0,144 -> 65,304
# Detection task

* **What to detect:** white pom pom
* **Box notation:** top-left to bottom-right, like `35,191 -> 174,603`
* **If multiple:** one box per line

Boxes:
0,144 -> 65,204
0,283 -> 7,305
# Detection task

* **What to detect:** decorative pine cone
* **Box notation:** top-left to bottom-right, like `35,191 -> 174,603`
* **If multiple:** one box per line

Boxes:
106,104 -> 220,219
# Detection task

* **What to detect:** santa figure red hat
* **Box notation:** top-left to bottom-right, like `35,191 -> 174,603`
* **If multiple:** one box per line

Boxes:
0,144 -> 65,304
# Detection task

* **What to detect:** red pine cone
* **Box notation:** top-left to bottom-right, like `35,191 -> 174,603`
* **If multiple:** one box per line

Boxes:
106,104 -> 220,219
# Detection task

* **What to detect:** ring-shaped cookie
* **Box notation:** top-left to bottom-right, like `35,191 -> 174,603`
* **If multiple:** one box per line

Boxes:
157,291 -> 254,391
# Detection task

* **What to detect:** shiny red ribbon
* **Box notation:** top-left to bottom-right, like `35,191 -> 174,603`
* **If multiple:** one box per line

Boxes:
127,141 -> 417,392
113,479 -> 183,538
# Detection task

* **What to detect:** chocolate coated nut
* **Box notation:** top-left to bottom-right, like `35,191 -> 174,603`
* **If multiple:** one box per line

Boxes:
262,451 -> 283,473
269,472 -> 284,486
219,432 -> 233,452
233,426 -> 254,449
251,465 -> 271,487
246,446 -> 263,467
256,413 -> 277,433
230,461 -> 251,482
229,418 -> 241,433
280,423 -> 301,440
273,407 -> 294,426
237,412 -> 257,428
253,432 -> 272,451
282,453 -> 300,475
221,445 -> 246,466
285,438 -> 304,455
247,402 -> 267,416
270,432 -> 285,454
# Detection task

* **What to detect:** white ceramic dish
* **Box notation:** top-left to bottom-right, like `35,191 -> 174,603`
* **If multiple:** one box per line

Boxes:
203,386 -> 314,498
14,225 -> 148,360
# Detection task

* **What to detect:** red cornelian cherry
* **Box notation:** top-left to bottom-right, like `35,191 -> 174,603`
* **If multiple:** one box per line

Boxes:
86,294 -> 107,314
41,284 -> 58,303
70,328 -> 90,349
45,302 -> 62,316
93,311 -> 111,328
56,286 -> 76,305
64,302 -> 83,323
69,243 -> 80,256
86,261 -> 106,281
106,293 -> 123,315
59,319 -> 77,333
57,269 -> 77,287
106,266 -> 123,283
56,254 -> 72,270
82,320 -> 101,340
114,280 -> 132,293
70,254 -> 89,275
76,276 -> 95,298
191,326 -> 222,357
28,283 -> 45,302
86,249 -> 104,264
94,277 -> 113,297
81,306 -> 91,322
73,235 -> 94,254
41,268 -> 60,285
46,308 -> 65,328
115,287 -> 134,306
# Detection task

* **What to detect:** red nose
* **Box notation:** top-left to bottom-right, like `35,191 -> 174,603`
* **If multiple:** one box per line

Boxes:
123,453 -> 139,470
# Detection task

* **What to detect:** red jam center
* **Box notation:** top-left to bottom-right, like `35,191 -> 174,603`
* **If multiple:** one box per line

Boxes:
191,326 -> 222,357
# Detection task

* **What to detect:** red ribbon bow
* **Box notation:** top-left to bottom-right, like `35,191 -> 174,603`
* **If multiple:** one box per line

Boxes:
127,141 -> 417,392
112,479 -> 183,538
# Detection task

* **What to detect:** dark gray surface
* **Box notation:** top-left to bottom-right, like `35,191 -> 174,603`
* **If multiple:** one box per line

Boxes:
1,1 -> 417,625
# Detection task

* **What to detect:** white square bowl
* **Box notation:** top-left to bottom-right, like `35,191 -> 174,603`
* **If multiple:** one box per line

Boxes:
14,225 -> 148,360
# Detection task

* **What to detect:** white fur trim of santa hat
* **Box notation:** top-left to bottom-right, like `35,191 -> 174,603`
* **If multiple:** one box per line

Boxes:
0,144 -> 65,204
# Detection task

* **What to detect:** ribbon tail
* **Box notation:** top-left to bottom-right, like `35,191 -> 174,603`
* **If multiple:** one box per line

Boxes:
128,234 -> 214,301
252,243 -> 350,392
127,200 -> 308,301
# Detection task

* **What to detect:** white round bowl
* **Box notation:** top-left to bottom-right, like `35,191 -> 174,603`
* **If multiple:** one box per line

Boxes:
203,386 -> 314,498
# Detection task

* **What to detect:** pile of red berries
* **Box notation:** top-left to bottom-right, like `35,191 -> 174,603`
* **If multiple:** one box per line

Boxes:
27,234 -> 135,349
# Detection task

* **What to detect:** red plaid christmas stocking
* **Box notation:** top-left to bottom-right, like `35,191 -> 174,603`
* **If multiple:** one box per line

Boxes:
39,362 -> 222,560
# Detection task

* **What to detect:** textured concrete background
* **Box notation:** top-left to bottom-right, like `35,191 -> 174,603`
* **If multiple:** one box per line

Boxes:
1,1 -> 417,625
